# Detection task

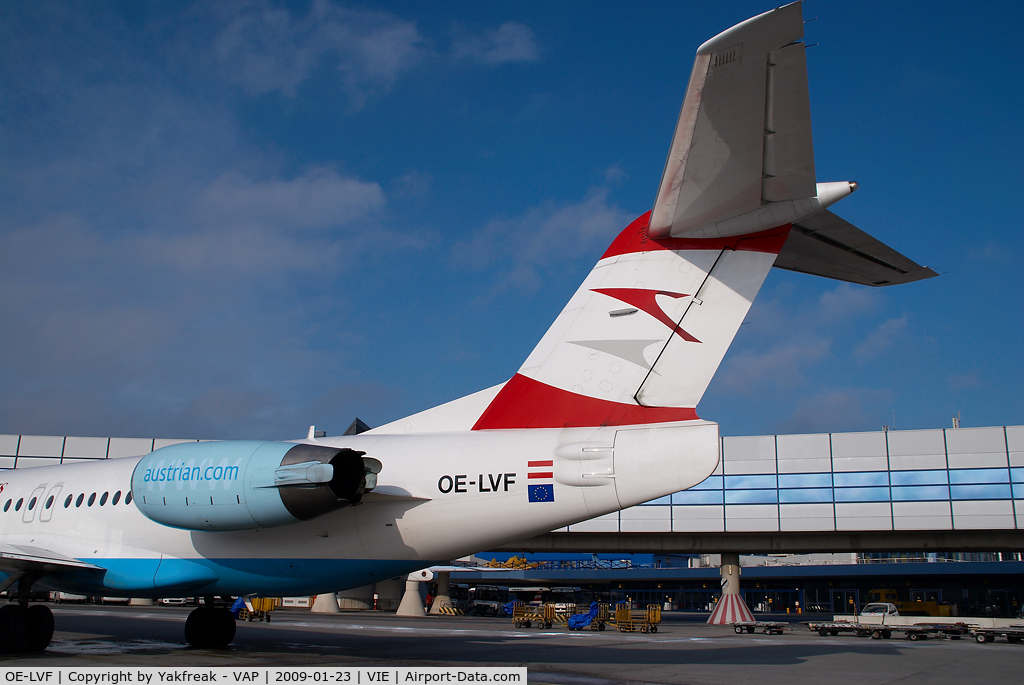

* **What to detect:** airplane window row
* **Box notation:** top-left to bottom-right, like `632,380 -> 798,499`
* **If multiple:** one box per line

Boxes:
2,490 -> 132,513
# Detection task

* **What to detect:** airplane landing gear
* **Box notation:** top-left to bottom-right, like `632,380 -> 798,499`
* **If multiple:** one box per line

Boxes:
0,602 -> 54,654
185,607 -> 236,648
0,571 -> 54,654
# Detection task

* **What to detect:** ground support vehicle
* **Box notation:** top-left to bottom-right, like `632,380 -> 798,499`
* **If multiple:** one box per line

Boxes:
238,597 -> 275,623
866,589 -> 953,617
805,620 -> 972,641
971,625 -> 1024,644
567,603 -> 610,631
614,602 -> 661,633
510,602 -> 555,629
733,620 -> 788,635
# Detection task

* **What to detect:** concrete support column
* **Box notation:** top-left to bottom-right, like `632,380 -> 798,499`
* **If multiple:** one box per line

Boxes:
707,552 -> 754,624
311,592 -> 340,613
428,571 -> 452,614
720,552 -> 741,597
374,578 -> 404,612
337,583 -> 376,611
396,578 -> 426,617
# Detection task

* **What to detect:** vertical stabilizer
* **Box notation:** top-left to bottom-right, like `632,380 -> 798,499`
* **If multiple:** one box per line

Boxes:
473,215 -> 788,429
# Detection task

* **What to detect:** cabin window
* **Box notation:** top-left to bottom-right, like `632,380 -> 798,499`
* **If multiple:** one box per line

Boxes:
45,496 -> 54,509
100,492 -> 108,506
87,493 -> 96,507
76,494 -> 84,507
3,500 -> 10,512
15,499 -> 23,511
125,492 -> 133,505
112,491 -> 121,505
64,495 -> 73,508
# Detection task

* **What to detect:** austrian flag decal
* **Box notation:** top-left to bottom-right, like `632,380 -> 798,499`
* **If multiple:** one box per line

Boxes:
527,460 -> 554,502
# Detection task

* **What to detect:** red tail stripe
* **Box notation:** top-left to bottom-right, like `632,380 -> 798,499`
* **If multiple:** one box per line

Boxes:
527,472 -> 553,479
528,460 -> 553,467
601,212 -> 791,260
472,373 -> 698,430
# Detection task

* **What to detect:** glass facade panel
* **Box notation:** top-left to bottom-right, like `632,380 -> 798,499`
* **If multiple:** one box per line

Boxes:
725,489 -> 778,504
778,473 -> 832,488
778,488 -> 833,503
1013,483 -> 1024,498
641,495 -> 672,506
833,487 -> 890,502
890,470 -> 948,486
832,471 -> 889,487
950,484 -> 1013,500
690,476 -> 723,490
891,485 -> 950,501
1011,468 -> 1024,483
673,490 -> 724,505
724,474 -> 777,489
948,468 -> 1010,485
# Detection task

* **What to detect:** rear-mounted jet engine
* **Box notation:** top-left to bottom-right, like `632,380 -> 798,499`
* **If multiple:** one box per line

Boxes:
130,441 -> 381,531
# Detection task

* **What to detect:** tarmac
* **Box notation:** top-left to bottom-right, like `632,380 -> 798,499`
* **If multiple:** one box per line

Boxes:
0,605 -> 1021,685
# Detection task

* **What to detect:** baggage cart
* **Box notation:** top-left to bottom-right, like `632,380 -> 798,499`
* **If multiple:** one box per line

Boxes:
510,602 -> 556,629
239,596 -> 275,623
971,625 -> 1024,644
733,620 -> 788,635
614,602 -> 661,633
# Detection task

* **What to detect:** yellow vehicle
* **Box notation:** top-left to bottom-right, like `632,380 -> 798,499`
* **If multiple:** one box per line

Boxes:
510,601 -> 556,629
614,602 -> 661,633
238,597 -> 276,622
866,589 -> 952,617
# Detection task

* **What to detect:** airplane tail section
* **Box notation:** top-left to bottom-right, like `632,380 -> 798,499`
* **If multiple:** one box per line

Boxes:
374,2 -> 934,435
472,216 -> 787,429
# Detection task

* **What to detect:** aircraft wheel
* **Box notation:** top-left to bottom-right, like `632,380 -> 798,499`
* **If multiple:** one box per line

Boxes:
0,605 -> 29,654
26,605 -> 54,652
186,607 -> 235,648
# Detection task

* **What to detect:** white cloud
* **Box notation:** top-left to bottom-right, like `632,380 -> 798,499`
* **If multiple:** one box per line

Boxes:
780,387 -> 894,434
714,337 -> 831,396
453,22 -> 539,64
196,167 -> 385,232
210,0 -> 425,105
451,187 -> 633,293
852,315 -> 908,362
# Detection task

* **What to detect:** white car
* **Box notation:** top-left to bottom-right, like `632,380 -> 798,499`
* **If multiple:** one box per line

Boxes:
860,603 -> 899,616
51,592 -> 88,603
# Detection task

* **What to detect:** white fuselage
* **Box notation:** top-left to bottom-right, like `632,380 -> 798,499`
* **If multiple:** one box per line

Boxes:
0,421 -> 719,597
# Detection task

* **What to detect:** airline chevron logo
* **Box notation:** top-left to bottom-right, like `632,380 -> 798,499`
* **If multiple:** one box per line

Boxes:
527,460 -> 554,502
591,288 -> 702,343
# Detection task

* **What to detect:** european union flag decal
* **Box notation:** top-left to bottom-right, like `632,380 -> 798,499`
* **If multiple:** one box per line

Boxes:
528,484 -> 554,502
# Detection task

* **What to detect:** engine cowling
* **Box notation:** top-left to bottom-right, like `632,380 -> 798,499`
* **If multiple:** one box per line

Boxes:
130,441 -> 381,531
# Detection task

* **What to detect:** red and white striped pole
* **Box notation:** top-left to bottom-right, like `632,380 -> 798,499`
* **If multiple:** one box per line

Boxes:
707,553 -> 754,624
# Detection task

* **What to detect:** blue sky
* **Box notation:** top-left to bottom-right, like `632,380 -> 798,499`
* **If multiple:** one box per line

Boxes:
1,0 -> 1021,441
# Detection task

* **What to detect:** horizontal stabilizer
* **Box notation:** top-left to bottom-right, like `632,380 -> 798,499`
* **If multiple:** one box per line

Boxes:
775,210 -> 938,286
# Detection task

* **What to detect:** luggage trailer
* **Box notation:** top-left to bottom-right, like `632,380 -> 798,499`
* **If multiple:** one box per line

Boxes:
803,620 -> 973,641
